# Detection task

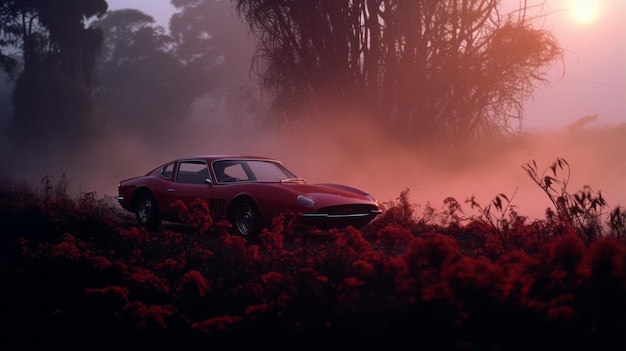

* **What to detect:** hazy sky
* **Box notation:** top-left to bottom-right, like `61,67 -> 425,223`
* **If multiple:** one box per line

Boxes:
514,0 -> 626,131
106,0 -> 625,133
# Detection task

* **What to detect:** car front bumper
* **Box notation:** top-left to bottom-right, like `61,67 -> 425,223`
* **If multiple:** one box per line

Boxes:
299,209 -> 382,229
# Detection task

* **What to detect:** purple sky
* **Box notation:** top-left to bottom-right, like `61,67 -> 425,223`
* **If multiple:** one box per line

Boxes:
106,0 -> 625,132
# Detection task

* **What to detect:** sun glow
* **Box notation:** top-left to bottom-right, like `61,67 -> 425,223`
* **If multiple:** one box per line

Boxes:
567,0 -> 601,25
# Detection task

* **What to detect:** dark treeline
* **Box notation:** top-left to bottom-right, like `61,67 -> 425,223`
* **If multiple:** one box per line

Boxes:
0,0 -> 108,151
0,0 -> 262,157
1,0 -> 561,158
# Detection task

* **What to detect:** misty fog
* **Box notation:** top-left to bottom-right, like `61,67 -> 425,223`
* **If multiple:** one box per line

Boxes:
2,100 -> 624,223
1,1 -> 624,224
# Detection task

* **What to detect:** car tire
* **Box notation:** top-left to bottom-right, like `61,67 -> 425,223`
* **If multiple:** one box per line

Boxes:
136,191 -> 160,228
230,198 -> 261,237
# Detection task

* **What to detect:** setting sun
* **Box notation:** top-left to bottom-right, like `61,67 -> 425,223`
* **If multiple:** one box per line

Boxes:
567,0 -> 601,24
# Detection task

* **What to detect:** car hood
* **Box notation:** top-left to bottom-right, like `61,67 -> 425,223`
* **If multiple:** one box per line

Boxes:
275,182 -> 373,202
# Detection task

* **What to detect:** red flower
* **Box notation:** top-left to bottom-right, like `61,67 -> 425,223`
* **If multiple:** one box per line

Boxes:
188,242 -> 214,262
404,232 -> 461,272
545,294 -> 576,320
343,277 -> 366,287
163,229 -> 184,246
177,270 -> 210,297
82,250 -> 112,270
128,301 -> 177,330
400,233 -> 463,302
245,303 -> 269,316
130,267 -> 170,294
111,260 -> 129,274
444,255 -> 503,305
84,286 -> 130,309
351,259 -> 376,279
547,233 -> 585,271
496,250 -> 531,298
155,258 -> 186,273
271,213 -> 286,234
333,226 -> 372,253
173,198 -> 213,233
260,229 -> 284,250
376,226 -> 413,247
220,233 -> 247,254
192,315 -> 243,332
546,305 -> 575,320
581,237 -> 625,279
118,227 -> 151,245
15,238 -> 36,258
51,241 -> 81,261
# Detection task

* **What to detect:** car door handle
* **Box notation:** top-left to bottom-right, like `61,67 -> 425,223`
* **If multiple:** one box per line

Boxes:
167,188 -> 175,192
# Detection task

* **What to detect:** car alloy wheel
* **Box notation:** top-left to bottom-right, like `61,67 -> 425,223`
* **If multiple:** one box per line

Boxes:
136,192 -> 159,228
234,199 -> 259,237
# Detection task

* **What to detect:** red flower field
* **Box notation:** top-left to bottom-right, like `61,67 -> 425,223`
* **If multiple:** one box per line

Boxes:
0,167 -> 624,350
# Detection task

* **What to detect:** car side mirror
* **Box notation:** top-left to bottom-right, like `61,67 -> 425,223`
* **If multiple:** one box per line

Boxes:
204,178 -> 212,185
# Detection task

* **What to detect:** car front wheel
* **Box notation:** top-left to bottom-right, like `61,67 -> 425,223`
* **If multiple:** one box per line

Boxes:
231,199 -> 261,237
136,191 -> 160,228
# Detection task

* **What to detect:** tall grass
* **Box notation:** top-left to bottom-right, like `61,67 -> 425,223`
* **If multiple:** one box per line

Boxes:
522,158 -> 625,242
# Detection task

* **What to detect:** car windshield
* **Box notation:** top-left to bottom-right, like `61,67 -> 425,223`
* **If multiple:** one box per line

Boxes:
213,160 -> 300,183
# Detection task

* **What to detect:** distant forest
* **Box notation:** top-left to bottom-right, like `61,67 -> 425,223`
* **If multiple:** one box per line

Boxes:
0,0 -> 263,156
0,0 -> 562,155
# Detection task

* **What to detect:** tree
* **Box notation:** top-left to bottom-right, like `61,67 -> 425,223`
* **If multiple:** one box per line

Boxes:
91,8 -> 203,147
0,0 -> 108,149
169,0 -> 269,132
234,0 -> 562,148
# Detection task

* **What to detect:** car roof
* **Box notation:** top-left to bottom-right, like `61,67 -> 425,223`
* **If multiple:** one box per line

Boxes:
177,155 -> 277,163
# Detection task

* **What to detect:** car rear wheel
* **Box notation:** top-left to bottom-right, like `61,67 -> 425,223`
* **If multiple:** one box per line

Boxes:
136,191 -> 160,228
230,198 -> 261,237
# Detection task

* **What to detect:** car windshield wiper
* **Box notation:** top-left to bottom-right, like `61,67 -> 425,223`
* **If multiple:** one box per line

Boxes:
280,177 -> 306,183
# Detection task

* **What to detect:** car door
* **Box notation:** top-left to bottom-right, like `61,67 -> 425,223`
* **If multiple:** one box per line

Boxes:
160,160 -> 214,218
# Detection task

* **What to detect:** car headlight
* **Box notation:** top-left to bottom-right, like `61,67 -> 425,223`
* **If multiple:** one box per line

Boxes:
365,194 -> 377,203
297,195 -> 315,208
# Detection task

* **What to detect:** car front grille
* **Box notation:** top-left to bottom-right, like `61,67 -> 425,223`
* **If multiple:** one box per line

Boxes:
316,204 -> 379,215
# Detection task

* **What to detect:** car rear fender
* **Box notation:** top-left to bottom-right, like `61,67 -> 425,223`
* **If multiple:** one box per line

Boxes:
132,187 -> 156,211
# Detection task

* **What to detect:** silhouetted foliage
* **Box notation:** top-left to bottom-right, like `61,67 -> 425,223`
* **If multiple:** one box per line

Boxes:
234,0 -> 562,149
0,0 -> 108,149
522,158 -> 623,242
1,172 -> 625,350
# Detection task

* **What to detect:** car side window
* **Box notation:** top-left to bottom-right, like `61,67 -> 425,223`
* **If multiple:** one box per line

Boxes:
176,161 -> 210,184
224,163 -> 248,181
161,162 -> 175,179
247,161 -> 293,181
212,161 -> 250,182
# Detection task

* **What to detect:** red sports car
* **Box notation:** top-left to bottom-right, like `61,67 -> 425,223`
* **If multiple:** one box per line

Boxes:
115,155 -> 381,236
